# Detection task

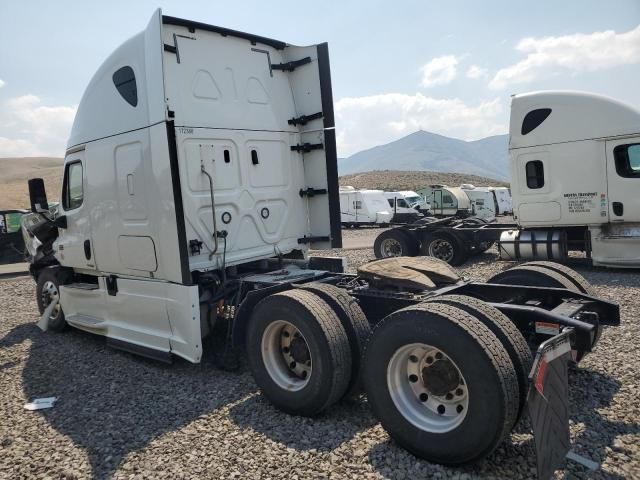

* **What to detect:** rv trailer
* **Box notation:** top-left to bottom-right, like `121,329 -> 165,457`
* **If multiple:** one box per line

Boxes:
339,187 -> 392,227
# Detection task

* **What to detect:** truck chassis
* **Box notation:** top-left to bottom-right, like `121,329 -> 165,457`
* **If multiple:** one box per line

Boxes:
32,253 -> 619,478
373,217 -> 590,266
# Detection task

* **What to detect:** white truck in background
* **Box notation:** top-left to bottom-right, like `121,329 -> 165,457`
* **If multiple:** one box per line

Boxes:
376,91 -> 640,268
18,12 -> 621,477
339,187 -> 392,227
384,190 -> 428,223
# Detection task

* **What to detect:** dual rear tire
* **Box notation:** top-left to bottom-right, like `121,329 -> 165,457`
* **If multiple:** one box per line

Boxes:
245,286 -> 371,416
363,302 -> 520,465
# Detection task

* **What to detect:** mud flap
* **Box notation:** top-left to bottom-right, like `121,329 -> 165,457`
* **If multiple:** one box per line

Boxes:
528,330 -> 572,479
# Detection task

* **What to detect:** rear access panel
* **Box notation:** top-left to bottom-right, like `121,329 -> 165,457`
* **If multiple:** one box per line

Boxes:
160,16 -> 340,273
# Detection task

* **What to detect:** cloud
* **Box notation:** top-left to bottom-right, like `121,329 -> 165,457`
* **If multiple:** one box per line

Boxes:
0,95 -> 76,157
420,55 -> 459,87
335,93 -> 506,157
466,65 -> 488,80
0,79 -> 5,88
490,24 -> 640,89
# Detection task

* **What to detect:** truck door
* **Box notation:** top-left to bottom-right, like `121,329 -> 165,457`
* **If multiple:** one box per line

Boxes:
55,153 -> 96,270
606,139 -> 640,222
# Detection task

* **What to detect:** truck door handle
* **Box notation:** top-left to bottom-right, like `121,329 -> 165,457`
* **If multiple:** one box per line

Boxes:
84,239 -> 92,260
612,202 -> 624,216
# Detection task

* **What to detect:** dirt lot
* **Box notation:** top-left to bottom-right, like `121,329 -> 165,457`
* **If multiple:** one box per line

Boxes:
0,242 -> 638,479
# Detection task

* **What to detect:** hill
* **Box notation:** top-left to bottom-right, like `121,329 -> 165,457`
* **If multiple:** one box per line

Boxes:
339,131 -> 509,181
0,157 -> 64,209
339,170 -> 508,191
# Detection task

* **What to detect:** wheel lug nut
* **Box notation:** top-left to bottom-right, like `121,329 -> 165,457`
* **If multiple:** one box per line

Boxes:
445,393 -> 453,400
426,356 -> 434,364
282,347 -> 290,354
456,405 -> 464,414
409,355 -> 418,363
437,404 -> 445,415
435,352 -> 443,360
456,388 -> 463,396
290,361 -> 296,368
282,331 -> 290,338
301,371 -> 307,379
408,374 -> 418,383
419,393 -> 428,402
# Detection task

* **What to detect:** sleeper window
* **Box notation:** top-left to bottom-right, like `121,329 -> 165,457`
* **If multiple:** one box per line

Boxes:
113,66 -> 138,107
354,200 -> 362,210
63,162 -> 84,210
614,143 -> 640,178
526,160 -> 544,189
521,108 -> 551,135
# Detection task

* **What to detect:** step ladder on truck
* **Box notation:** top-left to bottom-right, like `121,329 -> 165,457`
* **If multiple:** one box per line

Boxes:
21,10 -> 619,478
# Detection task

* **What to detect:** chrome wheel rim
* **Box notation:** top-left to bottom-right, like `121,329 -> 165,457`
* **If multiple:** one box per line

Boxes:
387,343 -> 469,433
41,280 -> 61,320
381,238 -> 403,257
428,239 -> 454,263
261,320 -> 312,391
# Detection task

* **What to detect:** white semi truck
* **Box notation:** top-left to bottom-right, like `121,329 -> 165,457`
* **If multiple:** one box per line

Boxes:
375,91 -> 640,268
21,11 -> 619,477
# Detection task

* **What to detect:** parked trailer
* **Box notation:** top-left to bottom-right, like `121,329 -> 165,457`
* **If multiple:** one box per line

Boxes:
377,91 -> 640,267
489,186 -> 513,215
416,185 -> 473,218
21,11 -> 619,478
339,187 -> 393,227
459,184 -> 497,220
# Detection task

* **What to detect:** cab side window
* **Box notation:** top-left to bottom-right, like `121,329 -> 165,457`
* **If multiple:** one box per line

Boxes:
614,143 -> 640,178
526,160 -> 544,189
63,161 -> 84,210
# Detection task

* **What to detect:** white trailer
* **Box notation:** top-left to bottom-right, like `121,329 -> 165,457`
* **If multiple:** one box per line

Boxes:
339,187 -> 392,226
20,14 -> 618,477
375,91 -> 640,269
459,184 -> 497,220
489,187 -> 513,215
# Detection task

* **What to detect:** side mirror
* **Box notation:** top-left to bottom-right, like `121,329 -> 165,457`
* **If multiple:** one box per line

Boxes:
28,178 -> 49,213
53,215 -> 68,229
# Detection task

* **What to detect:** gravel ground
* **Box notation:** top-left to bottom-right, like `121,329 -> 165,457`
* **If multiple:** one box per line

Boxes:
1,243 -> 639,479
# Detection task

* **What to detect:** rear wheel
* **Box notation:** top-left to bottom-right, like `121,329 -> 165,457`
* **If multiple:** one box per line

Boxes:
426,231 -> 468,266
487,264 -> 580,291
36,268 -> 70,332
519,261 -> 593,295
488,262 -> 598,362
426,295 -> 531,426
374,229 -> 418,258
246,289 -> 352,416
298,283 -> 371,396
363,303 -> 518,465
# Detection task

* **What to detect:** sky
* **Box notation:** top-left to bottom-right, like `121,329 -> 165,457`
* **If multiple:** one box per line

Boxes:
0,0 -> 639,158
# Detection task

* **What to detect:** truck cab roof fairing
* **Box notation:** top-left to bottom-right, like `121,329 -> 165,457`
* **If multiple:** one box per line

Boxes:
67,10 -> 166,149
509,91 -> 640,150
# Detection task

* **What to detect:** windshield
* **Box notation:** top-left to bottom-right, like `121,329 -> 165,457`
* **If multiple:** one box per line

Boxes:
405,196 -> 422,206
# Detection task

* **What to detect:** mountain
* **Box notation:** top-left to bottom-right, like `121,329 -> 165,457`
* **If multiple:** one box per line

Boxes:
338,131 -> 509,181
340,170 -> 508,192
0,157 -> 64,210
